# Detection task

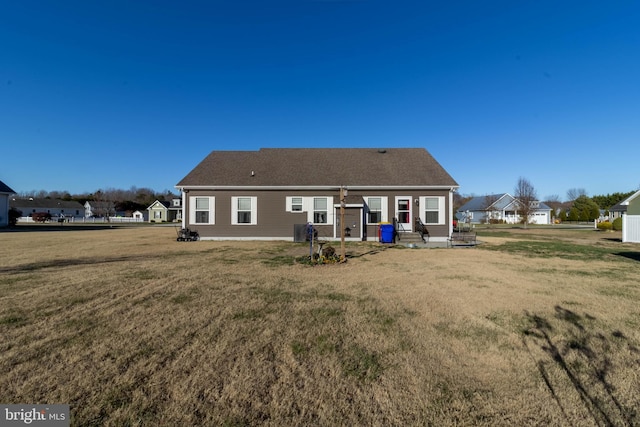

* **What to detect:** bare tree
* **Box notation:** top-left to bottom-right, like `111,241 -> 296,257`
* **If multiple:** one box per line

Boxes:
514,177 -> 538,228
92,189 -> 117,221
482,194 -> 500,225
543,194 -> 562,222
566,188 -> 587,202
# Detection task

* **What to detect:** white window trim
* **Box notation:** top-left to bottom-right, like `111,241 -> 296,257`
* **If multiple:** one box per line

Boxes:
232,196 -> 257,225
189,196 -> 215,225
364,196 -> 388,224
306,196 -> 334,225
420,196 -> 445,225
285,196 -> 305,213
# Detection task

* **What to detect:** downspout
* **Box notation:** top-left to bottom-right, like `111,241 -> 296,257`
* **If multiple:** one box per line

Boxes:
181,188 -> 187,230
449,188 -> 454,236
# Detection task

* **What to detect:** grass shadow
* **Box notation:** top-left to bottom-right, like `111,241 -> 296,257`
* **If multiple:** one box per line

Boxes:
613,251 -> 640,263
522,306 -> 639,426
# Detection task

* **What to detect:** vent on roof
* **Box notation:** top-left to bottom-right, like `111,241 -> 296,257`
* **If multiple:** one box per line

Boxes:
377,149 -> 387,154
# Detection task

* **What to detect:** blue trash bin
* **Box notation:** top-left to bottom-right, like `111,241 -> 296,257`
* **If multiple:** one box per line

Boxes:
380,224 -> 395,243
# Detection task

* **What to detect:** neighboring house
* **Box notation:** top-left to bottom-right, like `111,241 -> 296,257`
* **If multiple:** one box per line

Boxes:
618,190 -> 640,243
175,148 -> 459,242
84,201 -> 126,218
147,198 -> 182,222
609,201 -> 627,220
0,180 -> 17,227
10,198 -> 84,219
457,193 -> 552,225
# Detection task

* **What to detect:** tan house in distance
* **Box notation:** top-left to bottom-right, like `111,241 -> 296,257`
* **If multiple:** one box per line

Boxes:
175,148 -> 459,242
147,198 -> 182,222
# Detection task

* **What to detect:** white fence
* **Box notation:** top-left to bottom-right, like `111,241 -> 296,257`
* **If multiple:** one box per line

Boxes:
622,214 -> 640,243
19,216 -> 144,224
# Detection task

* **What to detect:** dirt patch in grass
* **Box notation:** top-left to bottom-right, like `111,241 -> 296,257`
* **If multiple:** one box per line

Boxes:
1,226 -> 639,426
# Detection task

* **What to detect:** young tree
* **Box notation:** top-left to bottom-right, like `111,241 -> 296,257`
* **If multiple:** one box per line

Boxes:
514,177 -> 537,229
572,195 -> 600,222
482,194 -> 500,225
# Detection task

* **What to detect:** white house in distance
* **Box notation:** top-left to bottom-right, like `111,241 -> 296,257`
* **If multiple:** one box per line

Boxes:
10,198 -> 85,220
0,179 -> 16,227
457,193 -> 552,225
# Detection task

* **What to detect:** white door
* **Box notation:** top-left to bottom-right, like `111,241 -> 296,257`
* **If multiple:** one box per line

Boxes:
395,197 -> 412,231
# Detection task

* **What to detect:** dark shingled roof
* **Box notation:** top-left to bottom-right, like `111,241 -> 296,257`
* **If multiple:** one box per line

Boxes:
0,180 -> 16,194
10,198 -> 84,210
177,148 -> 458,188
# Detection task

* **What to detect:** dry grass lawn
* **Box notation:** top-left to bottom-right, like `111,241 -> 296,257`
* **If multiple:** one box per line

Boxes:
1,225 -> 639,426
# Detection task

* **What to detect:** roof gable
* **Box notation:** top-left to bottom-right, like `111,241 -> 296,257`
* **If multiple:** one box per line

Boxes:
147,200 -> 170,210
620,190 -> 640,206
0,180 -> 16,194
458,193 -> 513,212
177,148 -> 458,188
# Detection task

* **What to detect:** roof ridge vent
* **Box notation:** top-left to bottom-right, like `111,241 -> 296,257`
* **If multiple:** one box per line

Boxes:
377,149 -> 387,153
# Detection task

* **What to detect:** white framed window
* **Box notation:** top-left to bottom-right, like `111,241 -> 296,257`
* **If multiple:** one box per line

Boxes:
190,196 -> 215,225
300,196 -> 333,224
232,196 -> 257,225
313,197 -> 328,224
286,196 -> 304,212
420,196 -> 445,225
364,196 -> 388,224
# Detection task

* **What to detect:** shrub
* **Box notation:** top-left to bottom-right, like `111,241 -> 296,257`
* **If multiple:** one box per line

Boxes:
31,212 -> 52,223
597,221 -> 613,231
8,208 -> 21,226
612,217 -> 623,231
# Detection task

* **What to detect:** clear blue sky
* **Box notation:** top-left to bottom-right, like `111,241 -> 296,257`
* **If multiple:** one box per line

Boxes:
2,0 -> 639,201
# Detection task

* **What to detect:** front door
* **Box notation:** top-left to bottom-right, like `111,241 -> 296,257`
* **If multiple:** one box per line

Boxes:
335,207 -> 363,240
396,197 -> 412,231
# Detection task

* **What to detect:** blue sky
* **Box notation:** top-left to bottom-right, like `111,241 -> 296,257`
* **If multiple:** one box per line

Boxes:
1,0 -> 638,201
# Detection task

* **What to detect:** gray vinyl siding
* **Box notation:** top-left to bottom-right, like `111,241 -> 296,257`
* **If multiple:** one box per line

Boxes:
185,189 -> 453,240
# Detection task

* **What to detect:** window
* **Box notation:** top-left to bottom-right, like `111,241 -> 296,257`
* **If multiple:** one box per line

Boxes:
313,197 -> 327,223
286,196 -> 303,212
232,196 -> 257,225
154,210 -> 162,219
237,197 -> 251,223
421,196 -> 445,225
190,196 -> 215,224
364,197 -> 387,224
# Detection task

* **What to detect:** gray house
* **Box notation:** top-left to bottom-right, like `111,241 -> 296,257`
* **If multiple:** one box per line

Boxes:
0,180 -> 16,227
10,198 -> 84,220
176,148 -> 459,242
457,193 -> 552,225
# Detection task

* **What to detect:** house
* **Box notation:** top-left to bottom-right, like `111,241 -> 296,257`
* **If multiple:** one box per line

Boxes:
457,193 -> 552,225
147,198 -> 182,222
618,190 -> 640,243
609,201 -> 627,220
175,148 -> 459,242
84,201 -> 126,218
0,180 -> 16,227
10,198 -> 85,220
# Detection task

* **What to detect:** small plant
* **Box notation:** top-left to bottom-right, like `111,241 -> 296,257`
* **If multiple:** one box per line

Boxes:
597,221 -> 613,231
